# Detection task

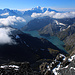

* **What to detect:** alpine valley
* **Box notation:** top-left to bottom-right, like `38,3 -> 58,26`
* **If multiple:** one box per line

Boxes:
0,6 -> 75,75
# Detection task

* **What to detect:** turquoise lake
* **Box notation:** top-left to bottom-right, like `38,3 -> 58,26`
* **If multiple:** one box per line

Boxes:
23,30 -> 67,53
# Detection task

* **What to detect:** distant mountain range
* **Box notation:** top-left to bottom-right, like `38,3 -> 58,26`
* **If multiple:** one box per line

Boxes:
0,6 -> 58,29
0,6 -> 58,17
23,6 -> 58,16
0,6 -> 75,29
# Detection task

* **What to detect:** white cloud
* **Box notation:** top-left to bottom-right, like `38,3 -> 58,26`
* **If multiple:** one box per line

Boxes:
0,27 -> 16,44
0,16 -> 26,26
0,12 -> 9,16
53,12 -> 75,18
31,11 -> 75,19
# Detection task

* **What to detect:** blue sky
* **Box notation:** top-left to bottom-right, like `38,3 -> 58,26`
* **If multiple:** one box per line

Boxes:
0,0 -> 75,11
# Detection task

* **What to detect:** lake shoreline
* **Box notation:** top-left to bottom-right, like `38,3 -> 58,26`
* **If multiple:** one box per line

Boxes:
23,30 -> 67,53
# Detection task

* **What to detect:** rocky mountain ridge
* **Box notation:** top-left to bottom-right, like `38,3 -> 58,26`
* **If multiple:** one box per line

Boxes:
56,23 -> 75,56
21,16 -> 75,37
0,54 -> 74,75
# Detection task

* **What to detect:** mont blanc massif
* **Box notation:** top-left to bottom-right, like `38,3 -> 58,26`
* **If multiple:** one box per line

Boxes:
0,6 -> 75,75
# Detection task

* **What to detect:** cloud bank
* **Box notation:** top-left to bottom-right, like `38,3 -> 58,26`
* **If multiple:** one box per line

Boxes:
0,12 -> 9,16
0,16 -> 26,26
0,27 -> 16,44
31,11 -> 75,19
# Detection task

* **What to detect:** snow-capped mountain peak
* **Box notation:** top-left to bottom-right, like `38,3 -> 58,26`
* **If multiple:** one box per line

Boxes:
36,6 -> 41,9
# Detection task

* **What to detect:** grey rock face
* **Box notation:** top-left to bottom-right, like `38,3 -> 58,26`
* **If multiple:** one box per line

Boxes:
39,54 -> 75,75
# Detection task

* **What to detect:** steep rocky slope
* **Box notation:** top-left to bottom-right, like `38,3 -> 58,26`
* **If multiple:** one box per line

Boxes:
21,16 -> 53,31
39,23 -> 60,36
64,33 -> 75,55
57,23 -> 75,40
57,24 -> 75,55
0,27 -> 67,64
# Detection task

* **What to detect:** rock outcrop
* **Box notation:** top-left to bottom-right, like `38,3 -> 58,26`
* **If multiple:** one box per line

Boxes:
0,54 -> 75,75
0,62 -> 40,75
39,54 -> 75,75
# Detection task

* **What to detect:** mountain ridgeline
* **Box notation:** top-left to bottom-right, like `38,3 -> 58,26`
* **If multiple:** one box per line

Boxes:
21,17 -> 54,31
21,16 -> 75,36
0,6 -> 58,17
57,24 -> 75,55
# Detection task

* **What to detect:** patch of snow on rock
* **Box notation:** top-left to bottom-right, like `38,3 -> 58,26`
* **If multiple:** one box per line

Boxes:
0,65 -> 19,69
68,55 -> 75,62
16,35 -> 20,39
70,67 -> 75,70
